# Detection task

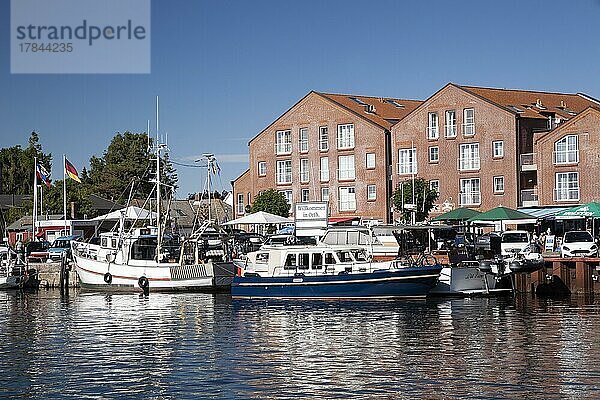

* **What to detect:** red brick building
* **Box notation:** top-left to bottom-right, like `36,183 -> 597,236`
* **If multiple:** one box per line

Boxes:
232,91 -> 422,223
391,84 -> 600,218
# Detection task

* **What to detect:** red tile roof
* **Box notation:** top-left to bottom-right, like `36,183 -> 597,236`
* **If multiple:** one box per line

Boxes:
317,92 -> 423,130
458,85 -> 600,120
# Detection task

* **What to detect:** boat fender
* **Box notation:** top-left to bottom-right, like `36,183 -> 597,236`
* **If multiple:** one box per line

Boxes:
104,272 -> 112,284
479,260 -> 492,273
138,276 -> 149,289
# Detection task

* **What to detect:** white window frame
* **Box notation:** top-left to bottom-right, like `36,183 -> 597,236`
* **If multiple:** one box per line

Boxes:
429,180 -> 440,194
493,176 -> 504,193
445,110 -> 457,138
427,112 -> 439,139
458,143 -> 480,171
298,127 -> 308,153
398,148 -> 417,175
276,160 -> 292,184
460,178 -> 481,206
301,188 -> 310,203
338,155 -> 355,181
339,187 -> 356,211
553,135 -> 579,164
366,153 -> 376,169
429,146 -> 439,163
258,161 -> 267,176
493,141 -> 504,158
367,184 -> 376,200
555,172 -> 579,201
321,187 -> 329,202
279,190 -> 293,207
337,124 -> 355,149
320,157 -> 329,182
463,108 -> 475,136
319,126 -> 329,151
236,193 -> 245,215
300,159 -> 309,183
275,130 -> 292,154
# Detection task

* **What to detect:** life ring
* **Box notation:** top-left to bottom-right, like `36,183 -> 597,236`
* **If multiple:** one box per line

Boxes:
104,272 -> 112,284
138,276 -> 149,289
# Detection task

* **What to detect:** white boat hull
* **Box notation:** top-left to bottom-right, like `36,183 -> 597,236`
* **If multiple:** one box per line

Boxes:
430,266 -> 511,296
73,254 -> 215,292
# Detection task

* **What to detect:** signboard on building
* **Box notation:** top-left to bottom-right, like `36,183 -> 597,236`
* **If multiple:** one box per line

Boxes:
294,202 -> 328,237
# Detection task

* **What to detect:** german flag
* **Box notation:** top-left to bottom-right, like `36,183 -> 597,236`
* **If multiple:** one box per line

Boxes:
65,158 -> 81,183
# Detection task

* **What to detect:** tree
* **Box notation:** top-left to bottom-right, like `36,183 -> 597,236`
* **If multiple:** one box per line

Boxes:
393,178 -> 439,223
87,132 -> 178,202
248,189 -> 290,217
0,131 -> 52,195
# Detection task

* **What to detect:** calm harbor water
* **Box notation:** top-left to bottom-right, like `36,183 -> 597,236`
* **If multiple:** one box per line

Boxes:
1,290 -> 599,399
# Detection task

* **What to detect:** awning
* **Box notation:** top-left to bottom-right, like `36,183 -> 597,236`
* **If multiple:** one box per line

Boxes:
328,216 -> 360,224
517,206 -> 570,219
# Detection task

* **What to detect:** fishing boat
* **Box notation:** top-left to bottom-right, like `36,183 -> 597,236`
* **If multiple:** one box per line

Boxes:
72,105 -> 236,292
0,253 -> 34,289
231,244 -> 442,299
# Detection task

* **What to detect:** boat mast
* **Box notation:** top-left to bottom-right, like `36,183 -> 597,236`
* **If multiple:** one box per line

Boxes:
204,153 -> 214,222
155,96 -> 163,259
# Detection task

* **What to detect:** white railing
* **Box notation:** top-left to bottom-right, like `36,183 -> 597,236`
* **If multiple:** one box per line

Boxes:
460,192 -> 481,206
554,188 -> 580,202
521,189 -> 538,203
520,153 -> 536,166
337,169 -> 356,180
339,199 -> 357,212
462,123 -> 475,136
427,126 -> 439,139
553,150 -> 579,164
457,157 -> 480,171
275,143 -> 292,154
397,163 -> 417,175
445,124 -> 457,137
276,174 -> 292,185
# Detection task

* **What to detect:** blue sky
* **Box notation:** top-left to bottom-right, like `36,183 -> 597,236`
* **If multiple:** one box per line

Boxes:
1,0 -> 600,197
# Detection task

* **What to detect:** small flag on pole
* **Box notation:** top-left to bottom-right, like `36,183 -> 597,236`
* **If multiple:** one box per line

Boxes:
36,162 -> 52,187
65,158 -> 81,183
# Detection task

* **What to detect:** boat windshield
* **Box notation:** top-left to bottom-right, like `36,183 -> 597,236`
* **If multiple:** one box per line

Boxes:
131,237 -> 157,260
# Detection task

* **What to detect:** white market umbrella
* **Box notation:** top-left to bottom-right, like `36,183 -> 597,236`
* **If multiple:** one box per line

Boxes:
222,211 -> 291,225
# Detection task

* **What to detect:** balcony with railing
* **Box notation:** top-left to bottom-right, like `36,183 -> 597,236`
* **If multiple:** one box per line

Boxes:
520,189 -> 538,207
553,150 -> 579,165
554,188 -> 580,202
397,162 -> 417,176
427,126 -> 439,139
445,124 -> 457,138
462,123 -> 475,136
460,192 -> 481,206
337,169 -> 356,181
520,153 -> 537,171
457,157 -> 480,171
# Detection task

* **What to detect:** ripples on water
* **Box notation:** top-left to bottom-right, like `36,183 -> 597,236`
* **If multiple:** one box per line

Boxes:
0,290 -> 599,399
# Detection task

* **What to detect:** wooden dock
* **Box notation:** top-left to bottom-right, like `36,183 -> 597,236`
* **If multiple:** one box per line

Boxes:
513,257 -> 600,295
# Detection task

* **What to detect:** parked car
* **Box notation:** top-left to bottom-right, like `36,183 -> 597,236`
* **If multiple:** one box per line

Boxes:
26,240 -> 51,262
500,230 -> 531,256
561,231 -> 598,258
48,235 -> 82,262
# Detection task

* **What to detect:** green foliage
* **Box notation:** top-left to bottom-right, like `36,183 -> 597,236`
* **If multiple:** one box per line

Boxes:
0,132 -> 52,195
86,132 -> 178,202
248,189 -> 290,217
393,178 -> 439,223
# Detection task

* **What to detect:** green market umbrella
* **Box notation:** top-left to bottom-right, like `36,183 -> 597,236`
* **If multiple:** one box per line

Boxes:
432,207 -> 481,222
467,206 -> 536,229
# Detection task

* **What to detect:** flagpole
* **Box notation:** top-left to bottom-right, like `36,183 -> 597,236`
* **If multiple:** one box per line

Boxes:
33,157 -> 38,240
63,154 -> 67,235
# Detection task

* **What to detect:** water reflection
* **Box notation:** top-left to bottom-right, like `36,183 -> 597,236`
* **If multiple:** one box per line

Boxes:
0,291 -> 599,399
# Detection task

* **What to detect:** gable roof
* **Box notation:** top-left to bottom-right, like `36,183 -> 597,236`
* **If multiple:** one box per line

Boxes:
536,107 -> 600,145
316,92 -> 423,130
458,85 -> 600,120
248,91 -> 423,146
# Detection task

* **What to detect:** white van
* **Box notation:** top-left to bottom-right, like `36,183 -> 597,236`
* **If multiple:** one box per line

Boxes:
500,230 -> 531,256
